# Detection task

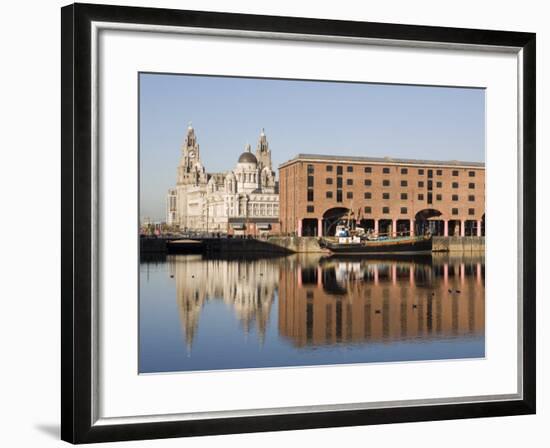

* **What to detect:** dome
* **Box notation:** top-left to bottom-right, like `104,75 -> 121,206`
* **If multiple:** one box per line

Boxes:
238,151 -> 258,164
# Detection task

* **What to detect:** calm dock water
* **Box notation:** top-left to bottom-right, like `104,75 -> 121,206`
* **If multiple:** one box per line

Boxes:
139,253 -> 485,373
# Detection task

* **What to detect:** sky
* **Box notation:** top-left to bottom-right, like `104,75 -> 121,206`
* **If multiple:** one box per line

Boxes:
139,73 -> 485,221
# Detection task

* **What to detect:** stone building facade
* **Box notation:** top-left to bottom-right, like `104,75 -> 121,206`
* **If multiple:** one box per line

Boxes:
279,154 -> 485,237
167,125 -> 280,236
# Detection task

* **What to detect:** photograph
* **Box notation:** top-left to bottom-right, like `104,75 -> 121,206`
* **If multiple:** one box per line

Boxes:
55,2 -> 536,444
139,73 -> 486,373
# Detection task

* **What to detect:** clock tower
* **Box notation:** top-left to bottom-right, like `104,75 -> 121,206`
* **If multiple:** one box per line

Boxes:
177,123 -> 205,185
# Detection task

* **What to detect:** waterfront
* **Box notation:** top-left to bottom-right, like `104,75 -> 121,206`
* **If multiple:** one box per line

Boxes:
139,253 -> 485,373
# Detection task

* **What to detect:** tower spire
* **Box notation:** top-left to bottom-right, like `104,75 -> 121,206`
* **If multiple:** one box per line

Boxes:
255,128 -> 271,171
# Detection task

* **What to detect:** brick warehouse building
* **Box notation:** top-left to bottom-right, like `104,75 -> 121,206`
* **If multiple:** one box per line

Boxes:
279,154 -> 485,238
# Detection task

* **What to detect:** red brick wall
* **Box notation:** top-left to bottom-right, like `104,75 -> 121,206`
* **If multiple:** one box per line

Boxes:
279,158 -> 485,236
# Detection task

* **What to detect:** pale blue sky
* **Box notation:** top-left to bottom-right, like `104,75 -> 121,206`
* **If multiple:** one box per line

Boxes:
140,73 -> 485,220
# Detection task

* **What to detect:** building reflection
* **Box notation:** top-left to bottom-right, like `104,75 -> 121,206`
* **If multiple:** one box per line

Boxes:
169,255 -> 279,348
170,253 -> 484,350
279,254 -> 485,347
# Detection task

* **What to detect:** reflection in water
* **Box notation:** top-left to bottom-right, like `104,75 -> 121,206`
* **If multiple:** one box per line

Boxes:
281,254 -> 484,347
139,253 -> 485,373
171,255 -> 278,348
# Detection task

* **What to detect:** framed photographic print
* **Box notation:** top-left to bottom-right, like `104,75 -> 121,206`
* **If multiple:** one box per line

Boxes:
61,2 -> 536,444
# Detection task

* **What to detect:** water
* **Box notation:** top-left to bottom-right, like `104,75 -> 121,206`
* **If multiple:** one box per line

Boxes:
139,253 -> 485,373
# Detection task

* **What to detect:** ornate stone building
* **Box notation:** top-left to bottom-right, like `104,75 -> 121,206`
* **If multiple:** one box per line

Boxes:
167,125 -> 280,235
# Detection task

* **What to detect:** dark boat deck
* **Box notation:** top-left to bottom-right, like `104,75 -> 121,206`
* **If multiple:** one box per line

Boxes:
322,236 -> 432,254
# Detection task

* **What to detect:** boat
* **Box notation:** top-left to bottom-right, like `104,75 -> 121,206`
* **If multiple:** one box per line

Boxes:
321,207 -> 433,254
321,234 -> 432,254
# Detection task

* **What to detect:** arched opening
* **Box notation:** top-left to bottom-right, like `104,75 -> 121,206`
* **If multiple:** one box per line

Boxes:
448,220 -> 461,236
464,220 -> 478,236
301,218 -> 319,236
378,219 -> 393,236
481,214 -> 485,236
358,219 -> 375,233
415,209 -> 444,236
396,219 -> 411,236
322,207 -> 351,237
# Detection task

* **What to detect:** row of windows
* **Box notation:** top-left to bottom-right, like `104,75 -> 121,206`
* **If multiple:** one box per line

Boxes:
306,205 -> 477,215
324,177 -> 476,189
310,164 -> 477,177
321,191 -> 476,201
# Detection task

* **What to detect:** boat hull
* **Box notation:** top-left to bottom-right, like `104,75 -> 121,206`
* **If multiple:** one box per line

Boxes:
325,237 -> 432,254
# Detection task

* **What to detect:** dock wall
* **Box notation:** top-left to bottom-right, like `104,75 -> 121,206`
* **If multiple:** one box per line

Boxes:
204,238 -> 294,254
140,237 -> 168,253
141,236 -> 484,255
266,236 -> 327,253
432,236 -> 485,252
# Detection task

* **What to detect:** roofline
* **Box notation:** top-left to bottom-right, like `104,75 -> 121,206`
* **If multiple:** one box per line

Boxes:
279,153 -> 485,170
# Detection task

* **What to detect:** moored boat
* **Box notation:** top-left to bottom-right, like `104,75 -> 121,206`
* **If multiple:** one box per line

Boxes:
321,234 -> 432,254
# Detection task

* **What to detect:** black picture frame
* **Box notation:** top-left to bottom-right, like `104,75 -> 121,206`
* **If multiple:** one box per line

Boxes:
61,2 -> 536,444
